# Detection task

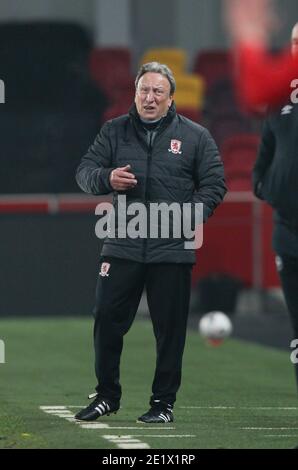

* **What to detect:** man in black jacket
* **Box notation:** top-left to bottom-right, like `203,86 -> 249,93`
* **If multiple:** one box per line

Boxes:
253,25 -> 298,391
75,62 -> 226,423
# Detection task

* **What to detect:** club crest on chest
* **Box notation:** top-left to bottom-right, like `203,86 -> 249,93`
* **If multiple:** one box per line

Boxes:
168,139 -> 182,155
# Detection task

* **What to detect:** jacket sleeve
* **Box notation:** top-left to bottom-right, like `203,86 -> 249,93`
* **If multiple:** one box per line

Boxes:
76,121 -> 114,195
193,129 -> 227,223
252,118 -> 275,199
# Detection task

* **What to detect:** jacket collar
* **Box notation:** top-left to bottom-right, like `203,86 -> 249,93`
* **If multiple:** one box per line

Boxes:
129,102 -> 177,132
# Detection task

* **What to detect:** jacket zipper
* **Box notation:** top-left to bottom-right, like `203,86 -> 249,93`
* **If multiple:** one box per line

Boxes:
142,132 -> 153,261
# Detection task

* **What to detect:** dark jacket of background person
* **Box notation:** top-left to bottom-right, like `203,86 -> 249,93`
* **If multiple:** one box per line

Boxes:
253,103 -> 298,257
76,103 -> 226,264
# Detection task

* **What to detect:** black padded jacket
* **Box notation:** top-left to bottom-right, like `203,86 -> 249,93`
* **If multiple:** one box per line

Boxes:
76,103 -> 226,263
253,103 -> 298,225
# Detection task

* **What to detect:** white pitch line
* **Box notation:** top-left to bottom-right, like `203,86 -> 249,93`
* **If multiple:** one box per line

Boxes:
41,410 -> 75,419
56,414 -> 76,418
103,435 -> 150,449
137,435 -> 196,438
108,439 -> 141,443
40,406 -> 196,449
181,406 -> 237,409
117,443 -> 150,449
82,425 -> 175,430
106,434 -> 196,438
108,426 -> 175,430
40,409 -> 69,413
181,406 -> 298,410
40,405 -> 152,449
40,406 -> 67,410
264,435 -> 298,438
79,423 -> 110,429
241,427 -> 298,430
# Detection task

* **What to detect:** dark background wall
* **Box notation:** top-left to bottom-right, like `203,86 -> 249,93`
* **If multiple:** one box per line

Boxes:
1,214 -> 102,316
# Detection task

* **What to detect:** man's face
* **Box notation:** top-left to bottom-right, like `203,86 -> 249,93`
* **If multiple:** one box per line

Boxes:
291,24 -> 298,58
135,72 -> 173,121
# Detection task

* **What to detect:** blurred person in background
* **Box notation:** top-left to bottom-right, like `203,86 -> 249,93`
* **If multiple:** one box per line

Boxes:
74,62 -> 226,423
252,24 -> 298,390
224,0 -> 298,108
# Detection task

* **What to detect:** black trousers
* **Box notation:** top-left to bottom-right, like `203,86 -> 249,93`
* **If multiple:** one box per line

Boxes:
276,253 -> 298,388
93,257 -> 192,406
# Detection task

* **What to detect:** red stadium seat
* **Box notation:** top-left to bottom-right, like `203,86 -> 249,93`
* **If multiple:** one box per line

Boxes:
193,50 -> 232,89
89,47 -> 133,102
175,107 -> 202,123
204,78 -> 238,118
89,47 -> 131,75
222,134 -> 261,191
209,112 -> 254,148
102,103 -> 131,122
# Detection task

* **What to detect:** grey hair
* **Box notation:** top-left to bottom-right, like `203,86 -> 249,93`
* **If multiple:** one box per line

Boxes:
135,62 -> 176,95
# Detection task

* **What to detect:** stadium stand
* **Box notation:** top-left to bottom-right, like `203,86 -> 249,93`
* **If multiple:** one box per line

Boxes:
203,78 -> 239,121
209,111 -> 254,149
102,102 -> 132,122
222,134 -> 261,191
0,22 -> 107,193
140,47 -> 187,75
174,74 -> 206,110
193,49 -> 232,90
175,107 -> 202,123
89,47 -> 134,103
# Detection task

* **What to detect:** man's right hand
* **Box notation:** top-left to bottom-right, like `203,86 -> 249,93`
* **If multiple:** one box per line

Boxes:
223,0 -> 278,46
109,165 -> 138,191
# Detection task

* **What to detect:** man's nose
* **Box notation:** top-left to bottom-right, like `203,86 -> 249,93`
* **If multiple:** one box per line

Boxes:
145,91 -> 155,101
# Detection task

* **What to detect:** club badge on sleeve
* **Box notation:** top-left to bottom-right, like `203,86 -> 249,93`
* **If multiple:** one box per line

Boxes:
99,262 -> 111,277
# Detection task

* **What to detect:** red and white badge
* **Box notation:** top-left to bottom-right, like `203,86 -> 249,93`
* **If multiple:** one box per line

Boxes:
99,262 -> 111,277
168,139 -> 182,155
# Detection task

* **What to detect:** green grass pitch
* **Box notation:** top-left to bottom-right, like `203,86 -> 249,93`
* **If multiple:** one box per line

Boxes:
0,317 -> 297,449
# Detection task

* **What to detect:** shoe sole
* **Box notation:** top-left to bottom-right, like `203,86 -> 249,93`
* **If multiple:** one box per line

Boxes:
136,419 -> 173,424
75,410 -> 119,422
106,411 -> 119,417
